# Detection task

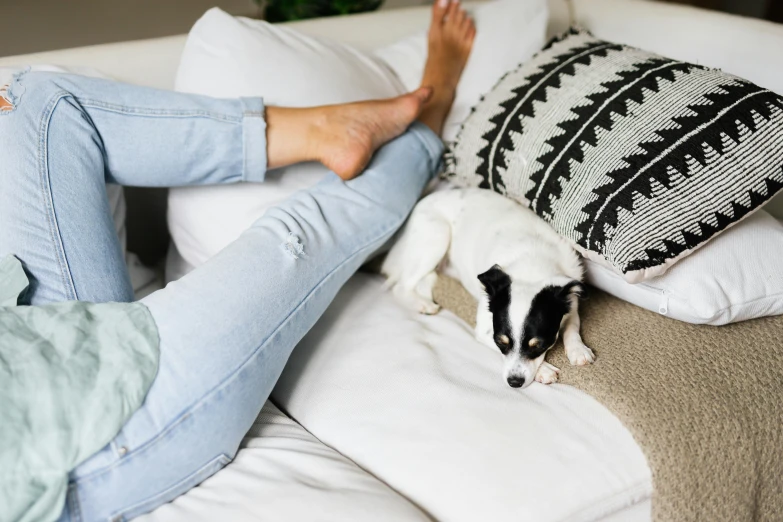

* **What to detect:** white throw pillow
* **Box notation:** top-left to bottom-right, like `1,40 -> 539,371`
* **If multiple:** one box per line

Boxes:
169,8 -> 407,271
375,0 -> 549,143
585,211 -> 783,325
174,8 -> 404,103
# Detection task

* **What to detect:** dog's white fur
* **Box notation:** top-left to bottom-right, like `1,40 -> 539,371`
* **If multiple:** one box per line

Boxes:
382,188 -> 594,388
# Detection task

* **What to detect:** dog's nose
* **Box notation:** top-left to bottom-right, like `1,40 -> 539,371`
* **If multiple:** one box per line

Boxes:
507,376 -> 525,388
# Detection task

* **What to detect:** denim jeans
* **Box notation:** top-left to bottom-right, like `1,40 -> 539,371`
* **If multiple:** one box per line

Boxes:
0,71 -> 443,521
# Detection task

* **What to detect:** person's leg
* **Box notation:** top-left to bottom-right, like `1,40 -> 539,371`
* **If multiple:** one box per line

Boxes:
62,122 -> 444,522
0,71 -> 269,304
61,3 -> 475,520
0,70 -> 428,305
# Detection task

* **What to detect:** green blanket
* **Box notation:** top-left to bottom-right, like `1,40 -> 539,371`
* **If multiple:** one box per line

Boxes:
0,255 -> 159,522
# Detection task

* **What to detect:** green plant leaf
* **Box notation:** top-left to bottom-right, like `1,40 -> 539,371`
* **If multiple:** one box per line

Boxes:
265,0 -> 383,22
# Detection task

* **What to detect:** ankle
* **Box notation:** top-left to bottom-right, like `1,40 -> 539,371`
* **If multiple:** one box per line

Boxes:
416,88 -> 455,136
266,106 -> 321,169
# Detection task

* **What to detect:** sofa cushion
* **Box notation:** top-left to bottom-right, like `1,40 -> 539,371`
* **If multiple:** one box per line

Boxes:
137,402 -> 429,522
167,8 -> 408,271
167,2 -> 550,273
571,0 -> 783,97
272,274 -> 652,522
445,30 -> 783,282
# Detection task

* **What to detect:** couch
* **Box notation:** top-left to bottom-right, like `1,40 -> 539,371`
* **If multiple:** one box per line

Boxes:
2,1 -> 782,520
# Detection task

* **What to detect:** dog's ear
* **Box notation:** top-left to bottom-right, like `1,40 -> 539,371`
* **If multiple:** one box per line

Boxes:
477,265 -> 511,300
559,281 -> 586,300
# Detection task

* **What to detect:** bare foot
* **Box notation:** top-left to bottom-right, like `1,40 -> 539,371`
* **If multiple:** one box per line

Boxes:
266,88 -> 432,180
263,0 -> 474,180
418,0 -> 476,135
308,89 -> 434,180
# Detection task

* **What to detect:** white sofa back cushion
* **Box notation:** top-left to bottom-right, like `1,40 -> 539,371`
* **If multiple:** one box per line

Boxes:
168,8 -> 410,271
175,8 -> 404,103
571,0 -> 783,96
167,2 -> 550,274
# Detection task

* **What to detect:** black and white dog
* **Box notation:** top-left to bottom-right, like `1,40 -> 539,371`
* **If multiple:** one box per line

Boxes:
382,188 -> 594,389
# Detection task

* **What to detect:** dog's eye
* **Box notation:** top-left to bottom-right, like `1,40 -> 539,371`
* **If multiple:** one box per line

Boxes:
496,334 -> 510,346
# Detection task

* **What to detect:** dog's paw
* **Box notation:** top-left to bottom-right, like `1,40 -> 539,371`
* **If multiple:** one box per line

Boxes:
392,287 -> 441,315
565,341 -> 595,366
535,362 -> 560,384
417,299 -> 441,315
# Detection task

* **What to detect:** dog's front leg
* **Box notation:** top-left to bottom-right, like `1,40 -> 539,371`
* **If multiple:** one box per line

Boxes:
474,296 -> 496,350
535,361 -> 560,384
563,301 -> 595,366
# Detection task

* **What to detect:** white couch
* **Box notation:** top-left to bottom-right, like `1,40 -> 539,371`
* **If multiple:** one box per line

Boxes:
2,1 -> 782,520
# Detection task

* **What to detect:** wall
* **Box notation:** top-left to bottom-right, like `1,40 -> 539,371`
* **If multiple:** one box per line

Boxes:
658,0 -> 774,19
0,0 -> 427,57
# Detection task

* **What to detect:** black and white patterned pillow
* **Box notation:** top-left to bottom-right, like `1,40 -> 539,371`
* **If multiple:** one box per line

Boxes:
445,29 -> 783,282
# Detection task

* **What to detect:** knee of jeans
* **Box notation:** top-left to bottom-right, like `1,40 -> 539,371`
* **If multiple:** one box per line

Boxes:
0,70 -> 70,116
0,72 -> 26,114
0,83 -> 14,113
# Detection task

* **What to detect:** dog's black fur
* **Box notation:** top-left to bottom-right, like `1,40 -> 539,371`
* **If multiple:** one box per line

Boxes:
479,265 -> 585,361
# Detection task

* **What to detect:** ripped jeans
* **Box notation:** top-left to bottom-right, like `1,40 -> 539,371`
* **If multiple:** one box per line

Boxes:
0,71 -> 443,521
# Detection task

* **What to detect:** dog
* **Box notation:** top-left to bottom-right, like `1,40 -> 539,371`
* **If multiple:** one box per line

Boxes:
382,188 -> 594,389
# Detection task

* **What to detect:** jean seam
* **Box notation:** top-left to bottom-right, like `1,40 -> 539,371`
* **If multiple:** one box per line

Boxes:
110,454 -> 231,520
68,481 -> 83,522
239,98 -> 267,183
39,91 -> 79,301
71,216 -> 406,487
74,97 -> 243,123
242,112 -> 266,183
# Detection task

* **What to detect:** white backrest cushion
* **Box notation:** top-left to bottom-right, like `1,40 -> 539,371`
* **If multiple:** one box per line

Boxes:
573,0 -> 783,96
168,8 -> 407,270
175,8 -> 404,102
0,37 -> 187,90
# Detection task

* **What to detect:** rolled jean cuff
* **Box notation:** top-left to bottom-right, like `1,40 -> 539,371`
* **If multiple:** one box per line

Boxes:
240,97 -> 268,183
407,122 -> 445,175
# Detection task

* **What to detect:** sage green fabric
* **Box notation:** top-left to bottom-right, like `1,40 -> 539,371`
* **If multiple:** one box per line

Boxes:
0,255 -> 160,522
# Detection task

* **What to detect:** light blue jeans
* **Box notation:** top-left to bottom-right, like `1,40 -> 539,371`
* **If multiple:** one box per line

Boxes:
0,71 -> 443,521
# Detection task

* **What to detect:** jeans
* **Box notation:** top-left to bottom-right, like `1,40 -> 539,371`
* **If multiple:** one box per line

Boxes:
0,71 -> 443,521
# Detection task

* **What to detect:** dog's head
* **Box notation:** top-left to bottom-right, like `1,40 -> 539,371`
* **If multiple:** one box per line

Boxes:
478,264 -> 585,389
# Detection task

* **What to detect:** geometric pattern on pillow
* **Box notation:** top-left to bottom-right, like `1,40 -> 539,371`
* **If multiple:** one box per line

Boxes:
445,30 -> 783,282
